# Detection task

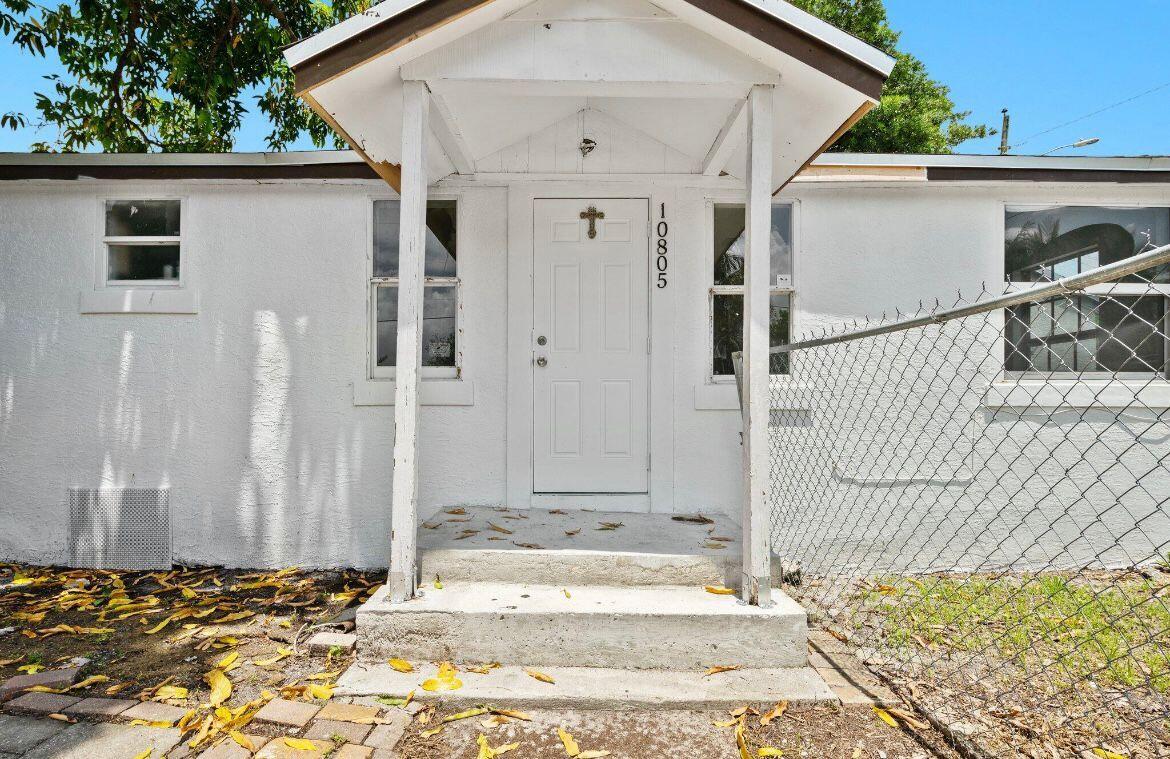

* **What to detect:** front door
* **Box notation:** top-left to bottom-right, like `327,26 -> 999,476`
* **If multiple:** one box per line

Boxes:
532,199 -> 650,493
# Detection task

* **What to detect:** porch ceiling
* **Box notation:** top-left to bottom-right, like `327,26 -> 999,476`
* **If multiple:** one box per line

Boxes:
286,0 -> 894,189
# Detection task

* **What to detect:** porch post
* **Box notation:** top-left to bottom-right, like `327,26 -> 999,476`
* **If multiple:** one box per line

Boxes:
741,83 -> 773,606
388,79 -> 430,603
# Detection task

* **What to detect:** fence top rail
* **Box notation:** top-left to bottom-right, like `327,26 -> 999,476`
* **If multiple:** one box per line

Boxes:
772,242 -> 1170,354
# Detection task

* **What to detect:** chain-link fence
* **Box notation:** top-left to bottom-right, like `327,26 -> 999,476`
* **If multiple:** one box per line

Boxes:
768,243 -> 1170,758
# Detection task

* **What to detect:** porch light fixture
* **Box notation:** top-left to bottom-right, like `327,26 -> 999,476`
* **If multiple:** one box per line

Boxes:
579,138 -> 597,158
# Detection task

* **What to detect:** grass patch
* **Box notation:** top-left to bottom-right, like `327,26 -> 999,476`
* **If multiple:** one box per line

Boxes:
862,572 -> 1170,694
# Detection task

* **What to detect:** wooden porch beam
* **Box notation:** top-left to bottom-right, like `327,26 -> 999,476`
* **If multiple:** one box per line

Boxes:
420,78 -> 765,100
428,88 -> 476,175
740,83 -> 774,607
388,79 -> 430,604
702,97 -> 747,176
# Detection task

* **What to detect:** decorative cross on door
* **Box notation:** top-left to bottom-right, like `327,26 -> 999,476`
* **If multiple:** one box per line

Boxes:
580,205 -> 605,239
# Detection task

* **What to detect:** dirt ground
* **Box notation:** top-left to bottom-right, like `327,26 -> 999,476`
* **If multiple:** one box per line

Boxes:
0,563 -> 378,706
395,703 -> 962,758
0,564 -> 966,757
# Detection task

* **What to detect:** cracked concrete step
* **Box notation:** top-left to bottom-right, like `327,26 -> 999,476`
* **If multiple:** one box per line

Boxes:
336,661 -> 834,710
419,507 -> 769,588
356,582 -> 808,669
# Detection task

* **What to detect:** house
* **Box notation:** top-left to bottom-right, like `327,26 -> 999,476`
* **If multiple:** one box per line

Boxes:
2,0 -> 1169,695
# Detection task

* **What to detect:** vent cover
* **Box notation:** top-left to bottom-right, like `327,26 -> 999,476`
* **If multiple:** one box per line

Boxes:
68,488 -> 172,570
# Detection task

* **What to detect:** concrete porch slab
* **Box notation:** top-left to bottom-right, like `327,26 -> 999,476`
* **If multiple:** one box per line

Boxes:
336,661 -> 835,710
356,581 -> 807,669
419,506 -> 756,587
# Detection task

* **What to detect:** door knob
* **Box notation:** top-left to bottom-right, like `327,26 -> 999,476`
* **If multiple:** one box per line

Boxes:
536,356 -> 548,367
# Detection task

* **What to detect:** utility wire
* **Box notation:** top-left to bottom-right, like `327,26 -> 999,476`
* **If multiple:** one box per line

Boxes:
1012,79 -> 1170,149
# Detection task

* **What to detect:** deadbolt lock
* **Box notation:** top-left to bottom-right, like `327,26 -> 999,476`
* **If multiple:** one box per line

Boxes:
537,335 -> 547,346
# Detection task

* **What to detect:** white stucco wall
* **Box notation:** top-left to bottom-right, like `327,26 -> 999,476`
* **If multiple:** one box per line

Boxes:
0,180 -> 508,568
2,173 -> 1168,569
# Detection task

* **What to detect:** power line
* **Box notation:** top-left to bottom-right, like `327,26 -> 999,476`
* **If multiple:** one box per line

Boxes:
1012,79 -> 1170,149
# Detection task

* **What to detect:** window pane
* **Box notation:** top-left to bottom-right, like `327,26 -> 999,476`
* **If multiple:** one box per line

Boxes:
376,286 -> 458,368
107,244 -> 180,281
1005,295 -> 1165,373
105,200 -> 180,237
1005,206 -> 1170,283
713,204 -> 792,287
712,293 -> 790,376
373,199 -> 458,278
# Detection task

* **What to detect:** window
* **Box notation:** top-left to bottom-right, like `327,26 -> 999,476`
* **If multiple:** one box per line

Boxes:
1004,205 -> 1170,375
371,198 -> 459,378
103,200 -> 182,284
711,203 -> 793,377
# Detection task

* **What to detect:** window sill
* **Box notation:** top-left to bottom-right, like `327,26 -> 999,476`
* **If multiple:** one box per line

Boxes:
694,382 -> 740,410
985,379 -> 1170,409
79,288 -> 198,315
354,378 -> 475,406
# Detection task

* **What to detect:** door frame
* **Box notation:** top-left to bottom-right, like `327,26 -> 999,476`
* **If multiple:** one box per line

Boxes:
505,182 -> 676,513
530,197 -> 652,499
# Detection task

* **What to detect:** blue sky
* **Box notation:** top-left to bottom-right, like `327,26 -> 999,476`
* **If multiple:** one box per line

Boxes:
1,0 -> 1168,156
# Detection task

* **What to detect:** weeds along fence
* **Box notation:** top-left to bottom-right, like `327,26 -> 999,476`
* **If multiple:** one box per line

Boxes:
768,243 -> 1170,758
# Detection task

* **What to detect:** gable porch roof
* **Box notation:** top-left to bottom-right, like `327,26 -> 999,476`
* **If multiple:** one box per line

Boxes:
283,0 -> 895,191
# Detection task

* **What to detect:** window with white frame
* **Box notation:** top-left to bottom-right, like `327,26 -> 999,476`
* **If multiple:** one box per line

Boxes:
1004,205 -> 1170,375
711,203 -> 793,377
103,200 -> 182,284
371,198 -> 459,378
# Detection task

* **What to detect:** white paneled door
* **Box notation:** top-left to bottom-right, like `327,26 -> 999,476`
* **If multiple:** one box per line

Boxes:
533,199 -> 650,494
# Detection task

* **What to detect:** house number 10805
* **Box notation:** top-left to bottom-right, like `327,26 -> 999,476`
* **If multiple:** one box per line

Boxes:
655,202 -> 668,288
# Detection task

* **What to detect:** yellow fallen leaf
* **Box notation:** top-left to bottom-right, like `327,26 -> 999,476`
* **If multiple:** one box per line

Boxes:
17,664 -> 45,674
421,676 -> 462,692
421,725 -> 444,738
1092,750 -> 1127,759
388,658 -> 414,673
180,587 -> 197,599
736,719 -> 751,759
215,651 -> 239,670
873,707 -> 899,728
309,683 -> 333,700
206,668 -> 232,706
69,675 -> 111,691
26,686 -> 69,694
283,737 -> 319,750
154,685 -> 189,700
434,576 -> 444,589
712,717 -> 740,728
526,668 -> 555,684
885,707 -> 929,730
760,701 -> 787,726
132,750 -> 151,759
444,707 -> 490,723
491,708 -> 531,721
577,752 -> 611,759
558,727 -> 580,756
475,734 -> 520,758
130,719 -> 177,728
105,682 -> 132,695
563,588 -> 571,598
704,665 -> 741,676
704,585 -> 736,595
757,749 -> 784,757
229,731 -> 254,751
46,713 -> 76,723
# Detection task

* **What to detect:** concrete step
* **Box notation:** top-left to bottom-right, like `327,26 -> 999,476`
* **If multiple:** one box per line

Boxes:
418,506 -> 790,588
336,661 -> 834,710
355,581 -> 808,669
